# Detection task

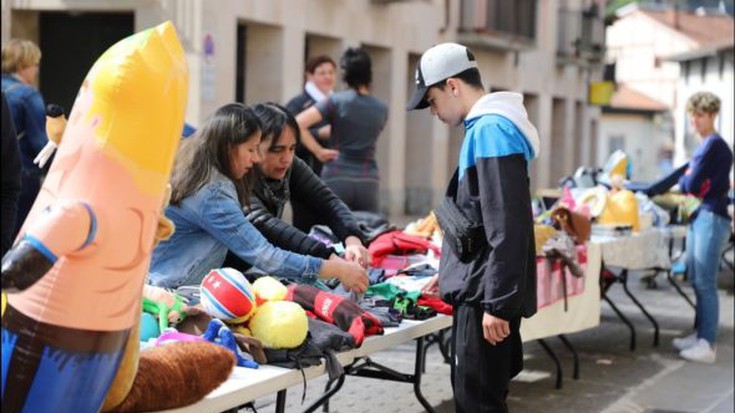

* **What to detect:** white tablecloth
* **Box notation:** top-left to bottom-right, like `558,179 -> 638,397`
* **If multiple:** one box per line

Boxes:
591,228 -> 671,270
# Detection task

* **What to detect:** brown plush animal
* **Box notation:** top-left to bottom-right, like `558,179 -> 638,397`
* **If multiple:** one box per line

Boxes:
551,206 -> 591,244
109,342 -> 235,412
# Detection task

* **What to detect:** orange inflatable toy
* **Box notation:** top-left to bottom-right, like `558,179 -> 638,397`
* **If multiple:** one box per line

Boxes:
1,21 -> 188,412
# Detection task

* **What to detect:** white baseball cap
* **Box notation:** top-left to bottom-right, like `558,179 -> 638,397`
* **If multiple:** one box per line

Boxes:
406,42 -> 478,110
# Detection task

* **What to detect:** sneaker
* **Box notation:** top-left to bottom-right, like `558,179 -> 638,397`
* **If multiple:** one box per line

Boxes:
672,332 -> 698,351
679,338 -> 716,364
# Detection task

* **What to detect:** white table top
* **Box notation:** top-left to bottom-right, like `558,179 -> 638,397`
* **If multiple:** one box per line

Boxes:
152,314 -> 453,413
591,227 -> 671,270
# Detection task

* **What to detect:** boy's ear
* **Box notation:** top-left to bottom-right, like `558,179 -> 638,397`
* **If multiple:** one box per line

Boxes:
446,78 -> 459,97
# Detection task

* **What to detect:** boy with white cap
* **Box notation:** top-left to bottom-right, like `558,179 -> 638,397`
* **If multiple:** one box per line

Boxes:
409,43 -> 539,412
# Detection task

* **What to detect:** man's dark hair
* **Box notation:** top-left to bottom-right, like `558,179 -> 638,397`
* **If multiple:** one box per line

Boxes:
433,67 -> 484,91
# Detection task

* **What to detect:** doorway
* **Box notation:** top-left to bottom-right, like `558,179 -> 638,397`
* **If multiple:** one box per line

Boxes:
39,11 -> 134,115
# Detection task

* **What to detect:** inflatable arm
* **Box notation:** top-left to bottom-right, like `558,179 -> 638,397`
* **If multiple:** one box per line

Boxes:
2,200 -> 94,292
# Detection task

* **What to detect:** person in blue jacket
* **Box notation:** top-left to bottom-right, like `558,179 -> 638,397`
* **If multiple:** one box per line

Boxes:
1,39 -> 48,236
148,103 -> 368,294
408,43 -> 539,413
672,91 -> 733,364
1,91 -> 21,257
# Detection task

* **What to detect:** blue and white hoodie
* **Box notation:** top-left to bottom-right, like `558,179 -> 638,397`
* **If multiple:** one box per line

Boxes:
438,92 -> 539,320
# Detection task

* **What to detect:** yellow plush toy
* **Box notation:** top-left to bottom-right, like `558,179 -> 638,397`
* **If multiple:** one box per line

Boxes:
252,275 -> 288,306
249,301 -> 309,349
598,175 -> 640,232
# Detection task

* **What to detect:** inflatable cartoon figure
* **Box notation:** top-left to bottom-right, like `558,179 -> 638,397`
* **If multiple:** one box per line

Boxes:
1,21 -> 188,412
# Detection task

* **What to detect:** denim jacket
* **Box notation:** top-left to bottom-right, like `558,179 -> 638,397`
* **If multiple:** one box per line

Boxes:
1,75 -> 48,174
149,172 -> 322,288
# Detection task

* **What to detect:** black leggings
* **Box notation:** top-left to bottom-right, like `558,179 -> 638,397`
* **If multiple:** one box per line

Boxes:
324,176 -> 379,213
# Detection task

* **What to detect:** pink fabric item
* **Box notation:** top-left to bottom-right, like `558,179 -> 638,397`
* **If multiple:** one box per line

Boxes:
536,245 -> 588,309
155,331 -> 207,346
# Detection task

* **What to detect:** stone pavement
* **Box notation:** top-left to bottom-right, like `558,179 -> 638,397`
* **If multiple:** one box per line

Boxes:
245,268 -> 734,413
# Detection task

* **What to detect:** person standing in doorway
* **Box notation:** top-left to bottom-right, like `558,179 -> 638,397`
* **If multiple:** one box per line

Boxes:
1,39 -> 49,236
672,91 -> 733,364
296,47 -> 388,214
408,43 -> 539,413
285,54 -> 337,231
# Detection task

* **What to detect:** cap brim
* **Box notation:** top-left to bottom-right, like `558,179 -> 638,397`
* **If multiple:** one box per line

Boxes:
406,85 -> 430,110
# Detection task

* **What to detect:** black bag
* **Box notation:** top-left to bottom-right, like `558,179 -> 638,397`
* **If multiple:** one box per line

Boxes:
434,168 -> 486,262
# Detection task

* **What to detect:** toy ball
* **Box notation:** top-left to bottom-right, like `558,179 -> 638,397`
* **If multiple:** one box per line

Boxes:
252,276 -> 288,306
249,301 -> 308,349
140,312 -> 161,341
200,268 -> 257,323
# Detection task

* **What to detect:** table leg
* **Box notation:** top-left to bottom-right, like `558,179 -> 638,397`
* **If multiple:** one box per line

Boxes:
301,374 -> 345,413
537,339 -> 563,389
620,269 -> 660,347
322,378 -> 335,413
666,270 -> 696,309
602,289 -> 636,351
423,328 -> 452,369
438,329 -> 451,364
276,390 -> 287,413
413,337 -> 436,413
557,334 -> 579,380
345,338 -> 438,413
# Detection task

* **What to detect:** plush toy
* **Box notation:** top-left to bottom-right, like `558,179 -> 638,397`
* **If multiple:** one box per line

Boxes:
249,301 -> 309,349
200,268 -> 258,324
1,21 -> 191,413
231,323 -> 252,336
111,342 -> 235,413
142,284 -> 200,333
202,318 -> 259,368
139,313 -> 161,342
252,275 -> 288,306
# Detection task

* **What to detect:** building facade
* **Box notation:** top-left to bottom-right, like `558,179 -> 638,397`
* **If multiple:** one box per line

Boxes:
599,85 -> 670,181
604,3 -> 733,175
2,0 -> 605,218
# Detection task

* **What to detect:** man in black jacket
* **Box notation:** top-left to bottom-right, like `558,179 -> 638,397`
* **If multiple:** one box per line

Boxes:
408,43 -> 539,413
1,91 -> 22,257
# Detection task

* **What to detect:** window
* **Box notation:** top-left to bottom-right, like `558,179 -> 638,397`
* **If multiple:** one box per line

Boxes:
557,4 -> 604,61
609,135 -> 625,156
236,24 -> 247,104
460,0 -> 537,41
